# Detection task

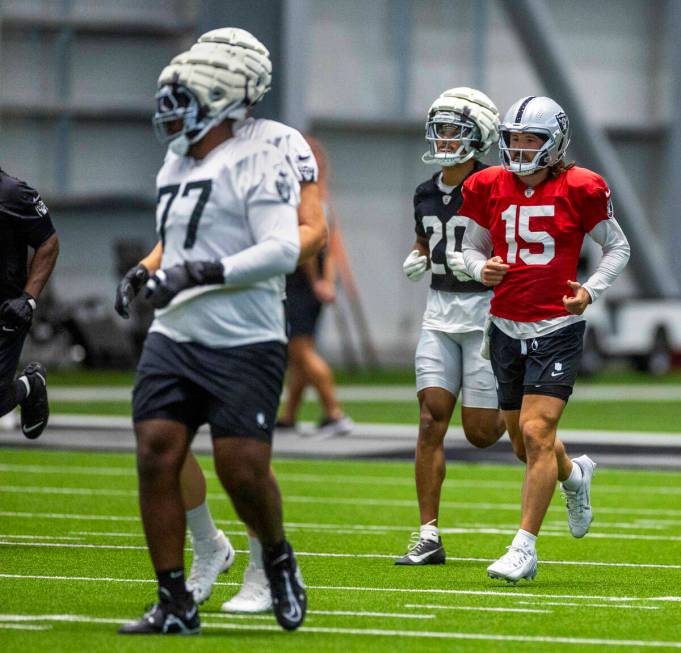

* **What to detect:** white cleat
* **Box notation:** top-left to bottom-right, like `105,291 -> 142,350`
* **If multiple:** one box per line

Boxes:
562,455 -> 597,538
186,530 -> 235,604
220,562 -> 272,613
314,415 -> 355,439
487,545 -> 538,583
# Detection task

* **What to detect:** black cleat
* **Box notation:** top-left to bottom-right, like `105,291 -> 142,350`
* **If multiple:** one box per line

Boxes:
263,540 -> 307,631
118,594 -> 200,635
19,362 -> 48,439
395,536 -> 446,566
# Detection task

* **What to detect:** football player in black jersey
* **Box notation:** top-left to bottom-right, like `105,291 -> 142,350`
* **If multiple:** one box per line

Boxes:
0,168 -> 59,438
395,88 -> 506,566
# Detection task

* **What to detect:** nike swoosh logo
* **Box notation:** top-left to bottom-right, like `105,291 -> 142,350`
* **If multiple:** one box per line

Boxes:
1,326 -> 16,333
407,547 -> 442,563
550,371 -> 564,377
23,421 -> 44,434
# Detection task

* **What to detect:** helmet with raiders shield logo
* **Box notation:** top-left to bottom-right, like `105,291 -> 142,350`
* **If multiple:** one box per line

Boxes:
498,96 -> 571,176
153,28 -> 272,155
422,87 -> 500,167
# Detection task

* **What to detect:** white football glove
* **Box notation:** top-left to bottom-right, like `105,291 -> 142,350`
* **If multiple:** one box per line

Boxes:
403,250 -> 428,282
446,250 -> 473,281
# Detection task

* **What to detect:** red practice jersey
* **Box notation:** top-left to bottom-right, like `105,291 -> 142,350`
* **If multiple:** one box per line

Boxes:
460,165 -> 611,322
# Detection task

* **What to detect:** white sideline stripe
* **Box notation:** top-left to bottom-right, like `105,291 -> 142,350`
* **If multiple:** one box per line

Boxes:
1,534 -> 83,541
403,604 -> 551,614
4,612 -> 681,648
2,573 -> 680,603
5,462 -> 681,498
515,601 -> 659,610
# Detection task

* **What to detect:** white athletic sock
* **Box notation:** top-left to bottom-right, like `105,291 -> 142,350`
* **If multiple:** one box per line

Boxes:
248,535 -> 264,569
512,529 -> 537,551
186,501 -> 219,542
562,460 -> 583,491
420,520 -> 439,542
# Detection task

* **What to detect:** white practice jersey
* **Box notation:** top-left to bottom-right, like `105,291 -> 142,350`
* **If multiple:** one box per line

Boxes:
235,117 -> 319,184
422,289 -> 492,334
150,135 -> 301,348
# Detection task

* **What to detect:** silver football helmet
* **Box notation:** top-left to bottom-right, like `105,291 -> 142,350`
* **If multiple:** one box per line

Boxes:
153,28 -> 271,156
422,87 -> 500,167
498,96 -> 570,176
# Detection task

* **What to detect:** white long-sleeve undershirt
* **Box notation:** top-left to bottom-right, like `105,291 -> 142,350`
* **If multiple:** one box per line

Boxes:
220,201 -> 301,286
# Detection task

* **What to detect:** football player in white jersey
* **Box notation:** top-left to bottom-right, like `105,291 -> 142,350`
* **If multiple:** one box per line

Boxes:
395,88 -> 506,566
118,34 -> 309,635
115,29 -> 324,615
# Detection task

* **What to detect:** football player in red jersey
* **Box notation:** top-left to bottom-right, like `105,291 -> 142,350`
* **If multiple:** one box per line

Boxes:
461,96 -> 630,582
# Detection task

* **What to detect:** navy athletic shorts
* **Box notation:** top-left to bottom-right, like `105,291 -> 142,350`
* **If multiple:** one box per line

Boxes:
489,321 -> 586,410
286,284 -> 322,338
132,332 -> 287,443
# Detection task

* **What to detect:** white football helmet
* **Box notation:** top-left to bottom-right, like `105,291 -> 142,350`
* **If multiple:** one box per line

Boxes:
498,96 -> 570,176
153,28 -> 272,155
422,87 -> 500,167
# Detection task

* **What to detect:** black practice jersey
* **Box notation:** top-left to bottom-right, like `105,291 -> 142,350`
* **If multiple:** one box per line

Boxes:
413,162 -> 489,293
0,169 -> 55,303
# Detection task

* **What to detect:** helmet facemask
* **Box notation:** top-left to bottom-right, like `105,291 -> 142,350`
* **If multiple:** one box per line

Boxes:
422,111 -> 482,167
153,83 -> 245,156
499,128 -> 561,176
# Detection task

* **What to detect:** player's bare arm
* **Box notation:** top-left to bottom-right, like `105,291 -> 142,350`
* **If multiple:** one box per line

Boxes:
298,181 -> 328,262
24,233 -> 59,300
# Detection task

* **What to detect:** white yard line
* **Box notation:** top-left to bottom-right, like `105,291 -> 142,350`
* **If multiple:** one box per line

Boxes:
2,540 -> 681,571
5,463 -> 681,498
515,600 -> 659,610
1,573 -> 680,604
0,623 -> 52,631
403,604 -> 551,614
3,611 -> 681,647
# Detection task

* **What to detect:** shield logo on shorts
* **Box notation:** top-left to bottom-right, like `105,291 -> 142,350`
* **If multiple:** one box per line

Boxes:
442,195 -> 452,205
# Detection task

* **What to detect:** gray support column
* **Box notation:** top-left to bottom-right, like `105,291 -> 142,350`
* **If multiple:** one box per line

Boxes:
472,0 -> 489,91
281,0 -> 310,132
390,0 -> 412,121
199,0 -> 284,121
663,0 -> 681,289
502,0 -> 679,297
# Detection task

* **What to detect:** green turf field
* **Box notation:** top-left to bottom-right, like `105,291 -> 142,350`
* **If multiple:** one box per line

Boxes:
1,448 -> 680,651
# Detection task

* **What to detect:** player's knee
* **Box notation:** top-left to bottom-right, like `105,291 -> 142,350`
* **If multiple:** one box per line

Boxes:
521,419 -> 554,456
418,408 -> 448,443
135,430 -> 183,479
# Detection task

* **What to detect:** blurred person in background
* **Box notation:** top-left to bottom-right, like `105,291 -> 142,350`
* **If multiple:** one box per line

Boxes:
0,168 -> 59,439
395,88 -> 506,567
276,136 -> 354,439
115,29 -> 327,619
461,96 -> 630,582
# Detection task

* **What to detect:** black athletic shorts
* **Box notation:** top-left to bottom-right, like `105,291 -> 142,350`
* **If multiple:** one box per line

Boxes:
132,332 -> 287,443
286,283 -> 322,338
0,324 -> 29,388
489,321 -> 586,410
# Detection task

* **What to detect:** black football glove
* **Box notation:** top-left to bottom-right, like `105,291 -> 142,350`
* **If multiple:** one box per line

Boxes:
145,260 -> 224,310
0,291 -> 36,332
114,264 -> 150,319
